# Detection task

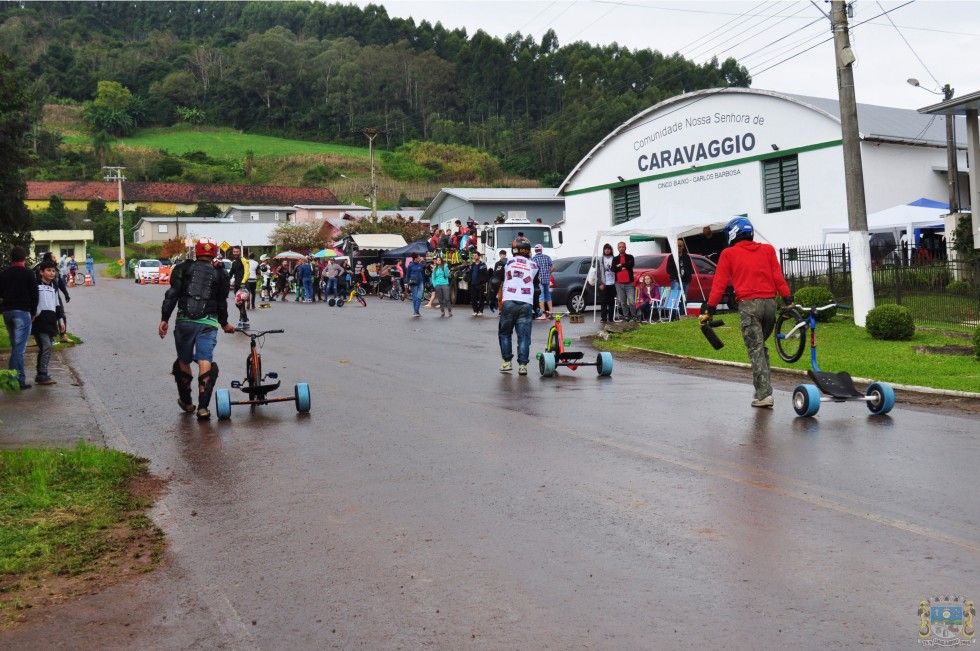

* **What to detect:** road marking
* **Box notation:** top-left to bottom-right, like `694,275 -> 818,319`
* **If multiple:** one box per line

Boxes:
577,433 -> 980,556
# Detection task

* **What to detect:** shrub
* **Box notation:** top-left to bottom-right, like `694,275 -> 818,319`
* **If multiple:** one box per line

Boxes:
793,286 -> 836,321
866,304 -> 915,340
302,164 -> 341,185
974,325 -> 980,360
947,280 -> 972,296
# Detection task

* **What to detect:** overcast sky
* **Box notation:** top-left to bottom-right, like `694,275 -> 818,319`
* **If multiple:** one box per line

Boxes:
354,0 -> 980,109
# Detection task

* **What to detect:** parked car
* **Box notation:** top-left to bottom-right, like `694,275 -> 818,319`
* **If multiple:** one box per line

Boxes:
133,258 -> 162,283
551,256 -> 597,314
632,253 -> 720,302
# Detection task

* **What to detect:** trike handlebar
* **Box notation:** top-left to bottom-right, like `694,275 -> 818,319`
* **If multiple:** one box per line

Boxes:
235,328 -> 285,336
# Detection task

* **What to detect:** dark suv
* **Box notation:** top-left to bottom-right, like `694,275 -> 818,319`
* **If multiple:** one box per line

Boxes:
550,256 -> 597,313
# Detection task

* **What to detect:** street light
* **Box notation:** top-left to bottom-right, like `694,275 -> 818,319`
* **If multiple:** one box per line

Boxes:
907,78 -> 959,212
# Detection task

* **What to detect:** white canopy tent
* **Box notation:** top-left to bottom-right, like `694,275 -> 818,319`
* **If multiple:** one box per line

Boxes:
583,210 -> 763,321
821,198 -> 948,245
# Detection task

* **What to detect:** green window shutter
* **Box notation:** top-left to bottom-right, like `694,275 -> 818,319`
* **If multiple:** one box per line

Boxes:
762,155 -> 800,213
611,184 -> 640,225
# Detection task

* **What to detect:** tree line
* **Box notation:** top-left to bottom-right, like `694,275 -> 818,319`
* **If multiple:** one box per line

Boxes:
0,1 -> 750,184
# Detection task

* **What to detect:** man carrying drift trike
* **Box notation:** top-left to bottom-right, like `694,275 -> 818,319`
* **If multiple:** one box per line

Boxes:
700,217 -> 793,408
159,241 -> 236,419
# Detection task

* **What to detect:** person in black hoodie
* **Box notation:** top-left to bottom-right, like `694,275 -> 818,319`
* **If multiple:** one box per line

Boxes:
468,252 -> 489,316
488,249 -> 507,314
0,246 -> 39,389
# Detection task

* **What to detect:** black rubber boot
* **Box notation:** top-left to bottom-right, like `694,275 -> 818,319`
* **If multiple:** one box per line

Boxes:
196,362 -> 219,420
172,360 -> 195,413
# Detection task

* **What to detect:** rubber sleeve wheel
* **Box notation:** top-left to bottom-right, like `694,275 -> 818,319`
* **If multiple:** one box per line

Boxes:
792,384 -> 821,417
216,389 -> 232,420
336,297 -> 346,307
597,351 -> 613,377
866,381 -> 895,415
294,382 -> 311,413
775,309 -> 807,363
539,351 -> 557,377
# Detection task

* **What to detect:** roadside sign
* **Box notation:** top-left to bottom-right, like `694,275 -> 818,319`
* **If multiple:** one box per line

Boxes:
219,241 -> 230,252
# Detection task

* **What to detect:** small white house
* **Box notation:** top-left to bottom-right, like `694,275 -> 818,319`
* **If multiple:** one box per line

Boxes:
557,87 -> 969,257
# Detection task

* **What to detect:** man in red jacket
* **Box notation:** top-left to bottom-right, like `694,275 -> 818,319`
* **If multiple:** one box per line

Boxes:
700,217 -> 793,408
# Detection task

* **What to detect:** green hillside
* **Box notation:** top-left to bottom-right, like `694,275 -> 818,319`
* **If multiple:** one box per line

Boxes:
64,125 -> 371,159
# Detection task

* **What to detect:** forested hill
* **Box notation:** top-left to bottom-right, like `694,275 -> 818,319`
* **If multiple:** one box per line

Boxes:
0,1 -> 751,181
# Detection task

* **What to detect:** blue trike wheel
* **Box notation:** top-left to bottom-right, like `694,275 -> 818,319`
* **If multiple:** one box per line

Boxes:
866,382 -> 895,415
597,352 -> 613,377
295,382 -> 311,413
539,351 -> 557,377
216,388 -> 232,420
793,384 -> 821,417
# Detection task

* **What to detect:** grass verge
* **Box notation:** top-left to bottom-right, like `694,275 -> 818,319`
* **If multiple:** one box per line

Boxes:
0,319 -> 8,350
65,125 -> 372,159
597,317 -> 980,393
0,443 -> 164,626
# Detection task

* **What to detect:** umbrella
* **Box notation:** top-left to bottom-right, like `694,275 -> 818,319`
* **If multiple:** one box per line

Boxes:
274,251 -> 307,260
312,248 -> 336,258
382,240 -> 431,259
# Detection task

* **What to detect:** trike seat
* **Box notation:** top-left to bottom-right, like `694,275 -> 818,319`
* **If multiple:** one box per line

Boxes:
240,381 -> 281,396
808,370 -> 861,399
558,351 -> 584,361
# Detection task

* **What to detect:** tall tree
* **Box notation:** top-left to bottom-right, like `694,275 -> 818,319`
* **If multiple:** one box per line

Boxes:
0,53 -> 32,264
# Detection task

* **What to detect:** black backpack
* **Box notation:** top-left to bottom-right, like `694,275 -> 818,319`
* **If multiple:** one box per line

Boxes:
179,261 -> 218,319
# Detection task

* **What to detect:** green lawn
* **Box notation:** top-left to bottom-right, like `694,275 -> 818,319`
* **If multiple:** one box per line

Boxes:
599,317 -> 980,393
65,125 -> 372,159
0,319 -> 8,350
0,443 -> 162,623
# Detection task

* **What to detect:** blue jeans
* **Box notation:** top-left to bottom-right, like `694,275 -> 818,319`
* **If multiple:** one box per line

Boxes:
410,283 -> 423,314
498,301 -> 533,364
173,321 -> 218,363
3,310 -> 33,385
325,277 -> 338,296
302,277 -> 313,301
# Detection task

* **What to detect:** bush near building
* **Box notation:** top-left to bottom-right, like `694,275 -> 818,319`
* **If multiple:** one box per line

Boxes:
792,286 -> 837,321
974,325 -> 980,359
866,304 -> 915,341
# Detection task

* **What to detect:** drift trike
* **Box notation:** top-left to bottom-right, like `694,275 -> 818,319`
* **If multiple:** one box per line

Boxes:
215,328 -> 311,420
536,313 -> 613,377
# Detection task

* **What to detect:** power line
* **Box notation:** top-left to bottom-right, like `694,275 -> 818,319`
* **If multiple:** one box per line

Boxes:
749,0 -> 916,78
517,0 -> 560,34
875,0 -> 941,88
737,16 -> 826,63
709,2 -> 816,61
672,0 -> 769,54
688,2 -> 792,61
684,2 -> 778,60
565,2 -> 620,42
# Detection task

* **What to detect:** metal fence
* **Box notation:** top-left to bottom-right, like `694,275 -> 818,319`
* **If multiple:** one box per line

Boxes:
779,243 -> 980,325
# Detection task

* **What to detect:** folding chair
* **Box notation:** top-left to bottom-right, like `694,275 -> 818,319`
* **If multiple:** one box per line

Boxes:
645,285 -> 664,323
659,286 -> 681,322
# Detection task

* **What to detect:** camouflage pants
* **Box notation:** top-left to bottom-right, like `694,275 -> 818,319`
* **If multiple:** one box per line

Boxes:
738,298 -> 776,400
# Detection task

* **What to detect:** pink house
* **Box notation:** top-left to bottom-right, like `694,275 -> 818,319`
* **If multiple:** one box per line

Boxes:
292,204 -> 369,224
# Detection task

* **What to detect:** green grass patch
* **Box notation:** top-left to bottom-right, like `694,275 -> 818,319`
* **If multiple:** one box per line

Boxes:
0,443 -> 162,623
100,261 -> 123,279
0,319 -> 8,350
66,125 -> 372,159
600,317 -> 980,393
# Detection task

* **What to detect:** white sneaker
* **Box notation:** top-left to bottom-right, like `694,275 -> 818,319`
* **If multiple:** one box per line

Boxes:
500,361 -> 512,373
751,395 -> 774,408
518,364 -> 528,376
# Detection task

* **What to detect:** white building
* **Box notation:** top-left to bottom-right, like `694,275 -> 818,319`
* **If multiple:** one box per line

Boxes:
557,88 -> 968,257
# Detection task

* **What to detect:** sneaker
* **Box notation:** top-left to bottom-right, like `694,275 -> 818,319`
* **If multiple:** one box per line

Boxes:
177,398 -> 195,413
413,313 -> 421,318
36,377 -> 56,385
196,407 -> 211,420
751,395 -> 775,408
500,361 -> 513,373
447,312 -> 453,318
19,382 -> 33,390
518,364 -> 528,376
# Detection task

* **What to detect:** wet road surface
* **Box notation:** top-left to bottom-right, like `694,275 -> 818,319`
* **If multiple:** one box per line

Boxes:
3,276 -> 978,649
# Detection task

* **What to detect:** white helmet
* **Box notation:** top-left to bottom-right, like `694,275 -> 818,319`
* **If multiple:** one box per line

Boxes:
259,254 -> 269,262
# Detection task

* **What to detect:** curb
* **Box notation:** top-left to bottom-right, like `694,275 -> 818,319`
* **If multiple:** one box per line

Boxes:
624,346 -> 980,400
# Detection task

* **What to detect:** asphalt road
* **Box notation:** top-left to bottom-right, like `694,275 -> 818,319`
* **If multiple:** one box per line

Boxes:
4,275 -> 979,649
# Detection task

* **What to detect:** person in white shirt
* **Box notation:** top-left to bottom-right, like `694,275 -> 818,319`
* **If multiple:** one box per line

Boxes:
496,237 -> 538,375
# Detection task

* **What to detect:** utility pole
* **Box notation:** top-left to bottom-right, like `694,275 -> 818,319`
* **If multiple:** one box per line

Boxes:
941,84 -> 959,212
103,166 -> 126,278
361,128 -> 379,219
831,1 -> 875,326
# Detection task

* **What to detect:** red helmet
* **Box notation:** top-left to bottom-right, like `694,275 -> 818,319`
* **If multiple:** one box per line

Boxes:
195,241 -> 216,258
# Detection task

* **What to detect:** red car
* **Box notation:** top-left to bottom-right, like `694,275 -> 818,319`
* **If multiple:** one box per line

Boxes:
631,254 -> 720,302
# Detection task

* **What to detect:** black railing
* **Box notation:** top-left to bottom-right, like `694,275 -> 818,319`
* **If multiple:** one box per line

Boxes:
780,243 -> 979,325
